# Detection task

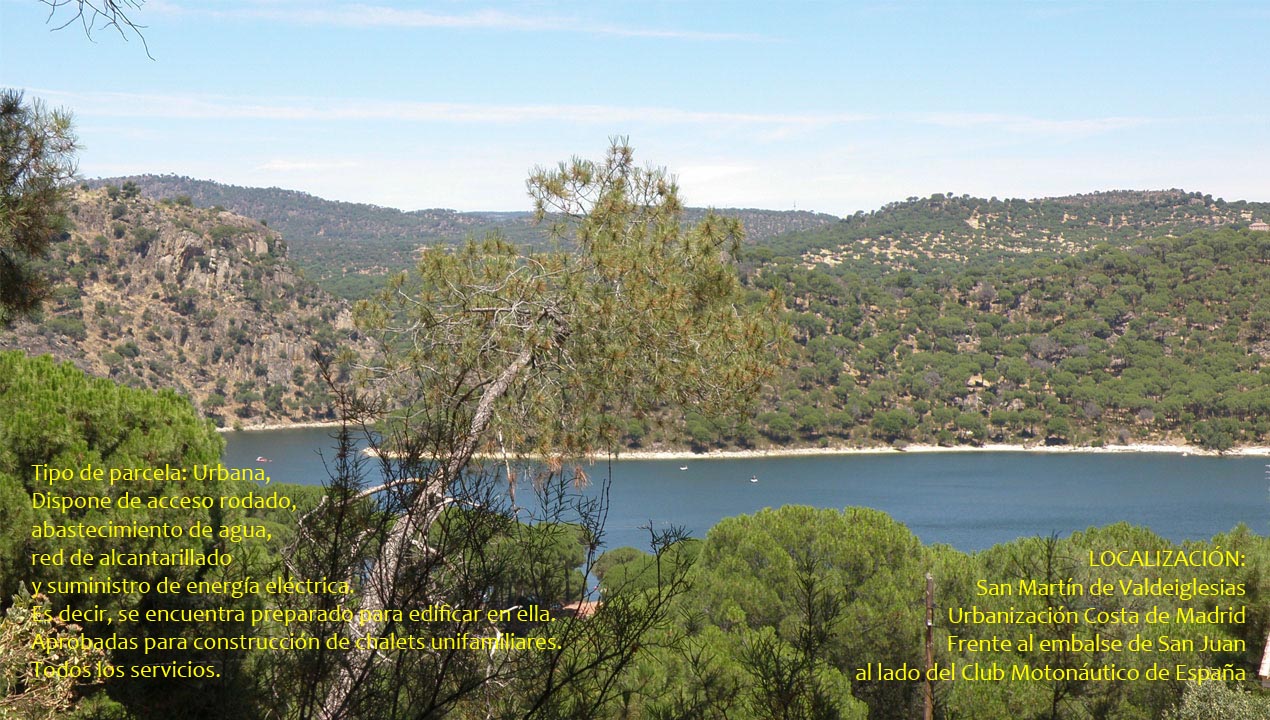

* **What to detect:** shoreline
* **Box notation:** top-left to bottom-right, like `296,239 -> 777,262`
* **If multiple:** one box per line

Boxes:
217,420 -> 345,433
607,443 -> 1270,461
354,441 -> 1269,462
218,424 -> 1269,460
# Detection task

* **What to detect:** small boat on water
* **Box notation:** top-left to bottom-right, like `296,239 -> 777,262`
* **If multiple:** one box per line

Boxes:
679,466 -> 688,471
750,475 -> 758,483
256,456 -> 271,463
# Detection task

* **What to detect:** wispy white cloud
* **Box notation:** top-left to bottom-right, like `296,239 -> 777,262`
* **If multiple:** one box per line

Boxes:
915,112 -> 1154,137
675,164 -> 756,185
33,89 -> 876,128
256,158 -> 361,172
42,88 -> 1166,143
147,1 -> 767,41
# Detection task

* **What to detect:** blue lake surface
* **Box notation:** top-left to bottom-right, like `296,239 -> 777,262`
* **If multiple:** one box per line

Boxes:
224,428 -> 1268,553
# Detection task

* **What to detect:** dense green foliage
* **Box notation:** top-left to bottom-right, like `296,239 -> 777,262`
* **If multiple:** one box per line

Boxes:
0,351 -> 225,600
596,507 -> 1270,720
1,90 -> 78,324
0,351 -> 273,717
0,350 -> 602,718
0,352 -> 338,719
659,226 -> 1270,452
1164,681 -> 1270,720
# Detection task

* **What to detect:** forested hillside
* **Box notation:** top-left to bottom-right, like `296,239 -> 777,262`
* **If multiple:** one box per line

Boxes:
10,181 -> 1269,449
625,189 -> 1270,452
91,175 -> 838,299
762,189 -> 1270,276
0,185 -> 355,426
666,226 -> 1270,452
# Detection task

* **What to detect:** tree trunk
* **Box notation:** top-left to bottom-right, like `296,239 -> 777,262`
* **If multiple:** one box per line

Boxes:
318,345 -> 534,720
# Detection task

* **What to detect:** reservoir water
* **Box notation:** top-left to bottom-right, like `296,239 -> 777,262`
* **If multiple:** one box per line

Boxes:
224,428 -> 1267,552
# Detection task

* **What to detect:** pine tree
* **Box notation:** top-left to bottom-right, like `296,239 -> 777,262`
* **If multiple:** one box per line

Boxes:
0,89 -> 78,325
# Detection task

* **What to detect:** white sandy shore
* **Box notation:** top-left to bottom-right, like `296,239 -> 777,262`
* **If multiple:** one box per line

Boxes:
216,420 -> 345,433
219,424 -> 1269,459
356,442 -> 1270,462
607,443 -> 1270,461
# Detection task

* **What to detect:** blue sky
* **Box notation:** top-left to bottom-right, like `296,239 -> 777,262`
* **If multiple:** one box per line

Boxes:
3,1 -> 1268,214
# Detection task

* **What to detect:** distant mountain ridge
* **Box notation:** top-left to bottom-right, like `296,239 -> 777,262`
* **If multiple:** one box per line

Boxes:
92,176 -> 1270,295
763,189 -> 1270,275
88,175 -> 840,297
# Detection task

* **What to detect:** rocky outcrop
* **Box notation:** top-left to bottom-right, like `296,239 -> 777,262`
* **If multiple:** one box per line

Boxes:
1,187 -> 360,427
